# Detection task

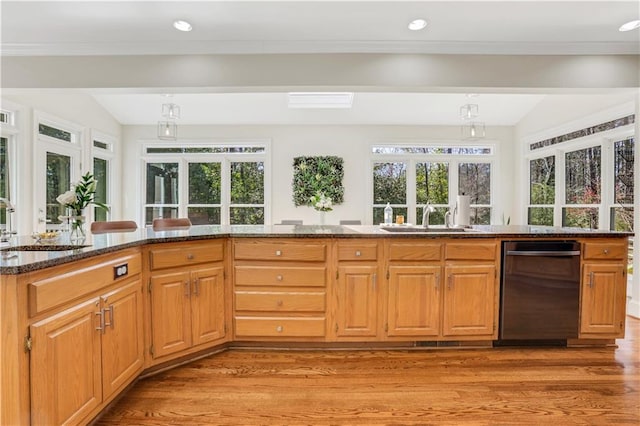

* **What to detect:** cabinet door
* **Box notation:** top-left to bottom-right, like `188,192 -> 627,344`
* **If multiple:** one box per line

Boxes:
443,265 -> 496,337
30,298 -> 102,425
150,271 -> 192,358
387,266 -> 441,337
101,280 -> 144,399
334,265 -> 379,338
580,263 -> 626,337
191,266 -> 226,346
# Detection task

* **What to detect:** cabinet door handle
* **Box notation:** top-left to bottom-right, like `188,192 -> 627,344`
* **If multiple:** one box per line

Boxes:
193,278 -> 200,296
373,273 -> 377,290
95,310 -> 105,333
435,273 -> 440,290
589,272 -> 594,288
185,280 -> 191,297
448,274 -> 453,290
103,305 -> 115,330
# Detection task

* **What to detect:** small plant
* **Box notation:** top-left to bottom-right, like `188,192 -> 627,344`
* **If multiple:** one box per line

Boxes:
310,192 -> 333,212
56,172 -> 109,216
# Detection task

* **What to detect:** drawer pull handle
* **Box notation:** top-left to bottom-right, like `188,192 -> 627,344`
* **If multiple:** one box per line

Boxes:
277,300 -> 283,307
276,325 -> 283,332
185,281 -> 190,297
187,253 -> 194,260
589,272 -> 594,288
603,249 -> 609,255
355,250 -> 361,257
276,275 -> 283,281
275,250 -> 282,256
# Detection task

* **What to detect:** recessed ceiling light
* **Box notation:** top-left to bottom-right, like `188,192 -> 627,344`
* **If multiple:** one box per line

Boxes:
619,20 -> 640,32
288,92 -> 354,109
173,20 -> 193,32
408,19 -> 427,31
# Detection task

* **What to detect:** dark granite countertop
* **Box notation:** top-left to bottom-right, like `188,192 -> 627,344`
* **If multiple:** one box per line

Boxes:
0,224 -> 632,275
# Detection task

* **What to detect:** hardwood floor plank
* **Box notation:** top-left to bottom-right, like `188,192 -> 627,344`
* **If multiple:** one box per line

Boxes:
96,317 -> 640,425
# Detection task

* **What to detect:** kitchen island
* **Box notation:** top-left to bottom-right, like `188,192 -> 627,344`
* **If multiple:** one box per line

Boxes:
0,225 -> 632,425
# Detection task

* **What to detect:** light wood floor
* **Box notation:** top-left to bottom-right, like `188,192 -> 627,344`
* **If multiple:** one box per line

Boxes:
97,318 -> 640,425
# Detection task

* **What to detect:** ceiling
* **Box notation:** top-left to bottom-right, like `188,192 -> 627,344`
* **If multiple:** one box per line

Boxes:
2,1 -> 638,126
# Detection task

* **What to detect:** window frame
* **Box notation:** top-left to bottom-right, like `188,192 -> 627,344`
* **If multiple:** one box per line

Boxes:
0,105 -> 19,231
369,142 -> 497,225
91,130 -> 116,222
141,140 -> 270,226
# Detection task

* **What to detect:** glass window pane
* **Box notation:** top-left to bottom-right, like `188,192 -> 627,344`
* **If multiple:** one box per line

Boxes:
373,162 -> 406,204
614,138 -> 634,204
230,207 -> 264,225
93,158 -> 108,206
146,163 -> 179,204
93,140 -> 109,150
530,156 -> 555,204
470,207 -> 491,225
562,207 -> 598,228
231,162 -> 264,204
46,152 -> 71,225
565,146 -> 601,204
610,207 -> 634,232
416,162 -> 449,205
528,207 -> 554,226
188,207 -> 221,225
189,163 -> 221,204
458,163 -> 491,204
373,206 -> 407,225
39,123 -> 71,142
145,206 -> 179,226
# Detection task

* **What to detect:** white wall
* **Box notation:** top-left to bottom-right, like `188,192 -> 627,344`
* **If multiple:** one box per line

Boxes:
1,93 -> 122,235
122,124 -> 515,226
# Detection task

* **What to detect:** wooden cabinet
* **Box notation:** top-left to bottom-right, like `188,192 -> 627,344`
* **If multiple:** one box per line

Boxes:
333,241 -> 381,340
580,240 -> 628,338
148,241 -> 226,360
233,239 -> 328,340
442,265 -> 496,337
28,254 -> 144,426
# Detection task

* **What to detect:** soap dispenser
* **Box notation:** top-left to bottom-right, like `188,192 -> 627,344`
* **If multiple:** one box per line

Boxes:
383,203 -> 393,225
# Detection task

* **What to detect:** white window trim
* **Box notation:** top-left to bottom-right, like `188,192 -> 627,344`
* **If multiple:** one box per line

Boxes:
91,130 -> 117,222
140,138 -> 271,226
369,140 -> 498,225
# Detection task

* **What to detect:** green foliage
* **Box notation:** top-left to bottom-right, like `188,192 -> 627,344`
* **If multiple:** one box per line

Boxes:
293,156 -> 344,207
416,162 -> 448,204
57,171 -> 109,216
373,162 -> 406,204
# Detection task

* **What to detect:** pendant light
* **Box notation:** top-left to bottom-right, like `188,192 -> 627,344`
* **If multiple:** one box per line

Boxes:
157,96 -> 180,141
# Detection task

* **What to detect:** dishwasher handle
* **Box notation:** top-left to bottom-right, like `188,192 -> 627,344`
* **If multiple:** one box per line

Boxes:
506,250 -> 580,257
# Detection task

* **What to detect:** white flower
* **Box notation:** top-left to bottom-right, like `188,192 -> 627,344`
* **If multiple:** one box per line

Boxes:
56,190 -> 77,205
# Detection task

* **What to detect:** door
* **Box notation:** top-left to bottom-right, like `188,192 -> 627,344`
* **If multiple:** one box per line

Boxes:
191,266 -> 226,346
101,280 -> 144,399
150,271 -> 192,358
30,298 -> 102,425
334,265 -> 379,338
387,265 -> 441,337
443,264 -> 496,337
580,263 -> 626,337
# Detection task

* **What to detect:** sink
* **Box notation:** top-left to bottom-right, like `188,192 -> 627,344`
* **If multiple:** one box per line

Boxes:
0,244 -> 90,252
380,226 -> 470,233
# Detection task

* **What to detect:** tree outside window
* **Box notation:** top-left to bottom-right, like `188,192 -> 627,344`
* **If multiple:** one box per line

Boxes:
373,162 -> 407,224
563,146 -> 601,228
459,163 -> 491,225
528,156 -> 555,225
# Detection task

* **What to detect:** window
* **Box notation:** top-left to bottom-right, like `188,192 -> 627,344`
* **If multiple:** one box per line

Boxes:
563,146 -> 601,228
92,133 -> 115,222
143,143 -> 268,225
611,137 -> 634,232
46,152 -> 73,225
371,144 -> 494,225
0,137 -> 8,227
528,156 -> 555,225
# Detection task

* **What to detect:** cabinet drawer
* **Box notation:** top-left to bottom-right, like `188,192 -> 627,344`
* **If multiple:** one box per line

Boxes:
28,251 -> 141,316
388,242 -> 442,261
337,242 -> 378,261
235,317 -> 325,337
583,242 -> 627,260
445,242 -> 496,260
235,266 -> 326,287
149,241 -> 224,270
234,241 -> 326,261
235,291 -> 326,312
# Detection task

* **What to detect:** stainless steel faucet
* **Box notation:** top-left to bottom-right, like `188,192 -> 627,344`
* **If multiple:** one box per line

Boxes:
422,203 -> 435,228
0,197 -> 16,242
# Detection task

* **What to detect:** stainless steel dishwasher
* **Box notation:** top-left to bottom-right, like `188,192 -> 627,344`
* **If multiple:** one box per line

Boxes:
500,240 -> 581,342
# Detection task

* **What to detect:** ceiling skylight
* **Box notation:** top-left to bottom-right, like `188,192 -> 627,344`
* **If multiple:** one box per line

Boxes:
288,92 -> 354,109
173,20 -> 193,32
408,19 -> 427,31
619,20 -> 640,32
